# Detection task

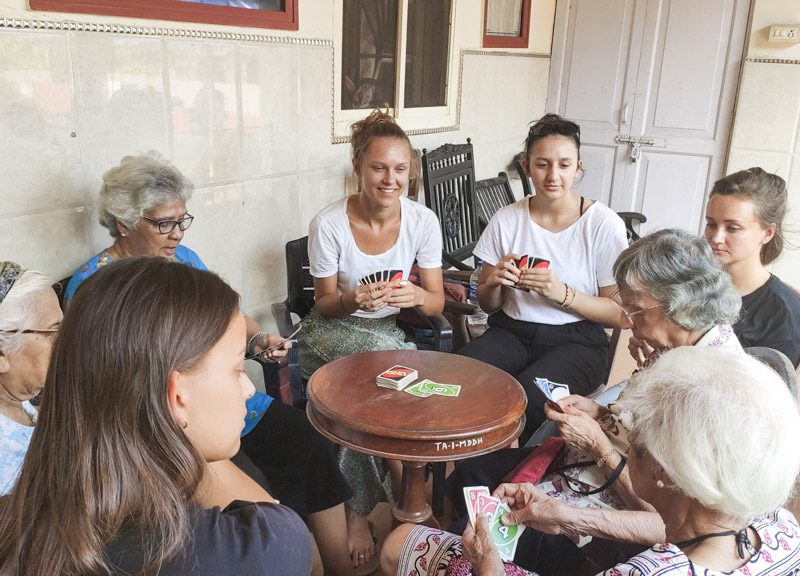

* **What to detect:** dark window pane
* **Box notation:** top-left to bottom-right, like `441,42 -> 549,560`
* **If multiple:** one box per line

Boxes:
342,0 -> 398,110
404,0 -> 450,108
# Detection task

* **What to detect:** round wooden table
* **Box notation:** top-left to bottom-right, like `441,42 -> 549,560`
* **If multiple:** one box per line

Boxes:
306,349 -> 527,525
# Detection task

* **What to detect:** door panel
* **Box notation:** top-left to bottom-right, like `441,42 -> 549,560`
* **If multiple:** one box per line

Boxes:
548,0 -> 748,234
650,0 -> 731,133
578,144 -> 617,204
637,152 -> 710,234
562,0 -> 635,126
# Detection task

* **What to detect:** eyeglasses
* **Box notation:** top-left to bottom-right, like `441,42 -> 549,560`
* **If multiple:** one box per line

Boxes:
0,328 -> 59,337
141,214 -> 194,235
620,303 -> 663,324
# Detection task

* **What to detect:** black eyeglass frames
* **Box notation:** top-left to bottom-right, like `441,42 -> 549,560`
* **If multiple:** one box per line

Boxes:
141,214 -> 194,235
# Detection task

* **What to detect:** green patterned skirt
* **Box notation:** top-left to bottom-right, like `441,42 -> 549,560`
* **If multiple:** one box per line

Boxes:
298,308 -> 416,515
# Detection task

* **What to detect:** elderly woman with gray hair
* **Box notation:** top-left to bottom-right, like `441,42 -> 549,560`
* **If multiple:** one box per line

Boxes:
412,228 -> 745,575
0,261 -> 62,494
383,347 -> 800,575
63,152 -> 358,576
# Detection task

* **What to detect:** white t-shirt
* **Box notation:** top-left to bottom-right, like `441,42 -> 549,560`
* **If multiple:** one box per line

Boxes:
474,197 -> 627,325
308,195 -> 443,319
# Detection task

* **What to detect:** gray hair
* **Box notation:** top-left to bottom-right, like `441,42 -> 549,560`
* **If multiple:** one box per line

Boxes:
98,151 -> 194,237
0,269 -> 53,354
613,228 -> 740,331
620,346 -> 800,521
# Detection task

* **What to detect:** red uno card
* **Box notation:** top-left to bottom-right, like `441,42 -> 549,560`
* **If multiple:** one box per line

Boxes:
531,258 -> 550,269
476,494 -> 502,522
463,486 -> 490,526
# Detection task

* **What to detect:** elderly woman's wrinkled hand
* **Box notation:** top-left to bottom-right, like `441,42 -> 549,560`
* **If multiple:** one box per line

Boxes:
493,483 -> 572,534
628,335 -> 655,368
462,514 -> 505,576
545,402 -> 607,455
557,394 -> 606,420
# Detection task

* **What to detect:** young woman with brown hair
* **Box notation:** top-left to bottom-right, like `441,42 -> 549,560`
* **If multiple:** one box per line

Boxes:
0,258 -> 312,575
300,109 -> 445,573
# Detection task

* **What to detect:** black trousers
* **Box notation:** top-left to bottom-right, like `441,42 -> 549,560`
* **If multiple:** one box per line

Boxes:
239,400 -> 353,521
458,312 -> 609,444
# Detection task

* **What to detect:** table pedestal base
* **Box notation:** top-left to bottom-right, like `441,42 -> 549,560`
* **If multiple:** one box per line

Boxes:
392,461 -> 439,527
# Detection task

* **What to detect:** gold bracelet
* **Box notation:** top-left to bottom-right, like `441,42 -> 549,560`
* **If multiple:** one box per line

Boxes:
596,448 -> 618,468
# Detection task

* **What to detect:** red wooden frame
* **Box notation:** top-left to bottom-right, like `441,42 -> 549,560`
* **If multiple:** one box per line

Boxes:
29,0 -> 299,31
482,0 -> 530,49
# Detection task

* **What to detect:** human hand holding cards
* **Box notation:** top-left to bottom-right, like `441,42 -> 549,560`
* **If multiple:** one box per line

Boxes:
463,486 -> 525,562
511,254 -> 550,292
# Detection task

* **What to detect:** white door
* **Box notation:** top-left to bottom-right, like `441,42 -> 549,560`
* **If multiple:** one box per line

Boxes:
547,0 -> 750,235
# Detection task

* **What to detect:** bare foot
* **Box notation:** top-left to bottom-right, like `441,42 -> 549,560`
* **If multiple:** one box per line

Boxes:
345,507 -> 375,569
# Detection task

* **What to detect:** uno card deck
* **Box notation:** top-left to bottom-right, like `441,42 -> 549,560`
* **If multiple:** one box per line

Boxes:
376,365 -> 418,390
534,377 -> 570,401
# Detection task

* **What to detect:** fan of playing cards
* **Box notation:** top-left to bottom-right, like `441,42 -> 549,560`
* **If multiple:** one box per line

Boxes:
359,269 -> 403,286
510,255 -> 550,291
463,486 -> 525,561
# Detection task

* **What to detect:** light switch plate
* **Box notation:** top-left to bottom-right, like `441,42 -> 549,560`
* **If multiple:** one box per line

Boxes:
769,24 -> 800,44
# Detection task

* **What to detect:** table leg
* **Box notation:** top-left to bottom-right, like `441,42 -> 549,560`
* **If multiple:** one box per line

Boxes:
392,461 -> 439,528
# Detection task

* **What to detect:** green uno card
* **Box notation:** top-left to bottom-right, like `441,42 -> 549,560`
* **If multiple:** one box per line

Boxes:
418,379 -> 461,397
490,502 -> 524,561
404,382 -> 433,397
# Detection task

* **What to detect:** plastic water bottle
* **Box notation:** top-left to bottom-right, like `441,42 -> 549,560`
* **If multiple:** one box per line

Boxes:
468,259 -> 488,325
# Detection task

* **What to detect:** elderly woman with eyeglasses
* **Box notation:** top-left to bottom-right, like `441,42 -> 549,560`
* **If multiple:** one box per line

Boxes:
382,347 -> 800,576
0,261 -> 62,495
63,152 -> 358,576
427,228 -> 744,575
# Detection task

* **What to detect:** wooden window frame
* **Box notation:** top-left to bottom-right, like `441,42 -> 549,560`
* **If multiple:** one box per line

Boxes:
482,0 -> 530,49
29,0 -> 299,31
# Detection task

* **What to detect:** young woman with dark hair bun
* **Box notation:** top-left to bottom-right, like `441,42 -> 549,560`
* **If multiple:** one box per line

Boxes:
458,114 -> 627,442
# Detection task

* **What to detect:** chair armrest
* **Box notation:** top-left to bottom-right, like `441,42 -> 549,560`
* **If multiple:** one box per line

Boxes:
442,252 -> 474,271
443,269 -> 473,283
271,301 -> 295,337
417,312 -> 453,353
444,300 -> 478,315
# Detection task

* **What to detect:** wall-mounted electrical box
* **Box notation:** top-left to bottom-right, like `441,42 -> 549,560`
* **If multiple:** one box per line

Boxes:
769,24 -> 800,44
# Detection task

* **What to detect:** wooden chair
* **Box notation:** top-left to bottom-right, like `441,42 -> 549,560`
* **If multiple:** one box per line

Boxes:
475,172 -> 515,232
514,152 -> 533,197
269,237 -> 455,405
421,139 -> 480,272
52,275 -> 72,311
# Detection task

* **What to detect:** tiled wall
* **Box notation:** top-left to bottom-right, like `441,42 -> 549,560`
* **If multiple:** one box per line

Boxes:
0,23 -> 549,383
